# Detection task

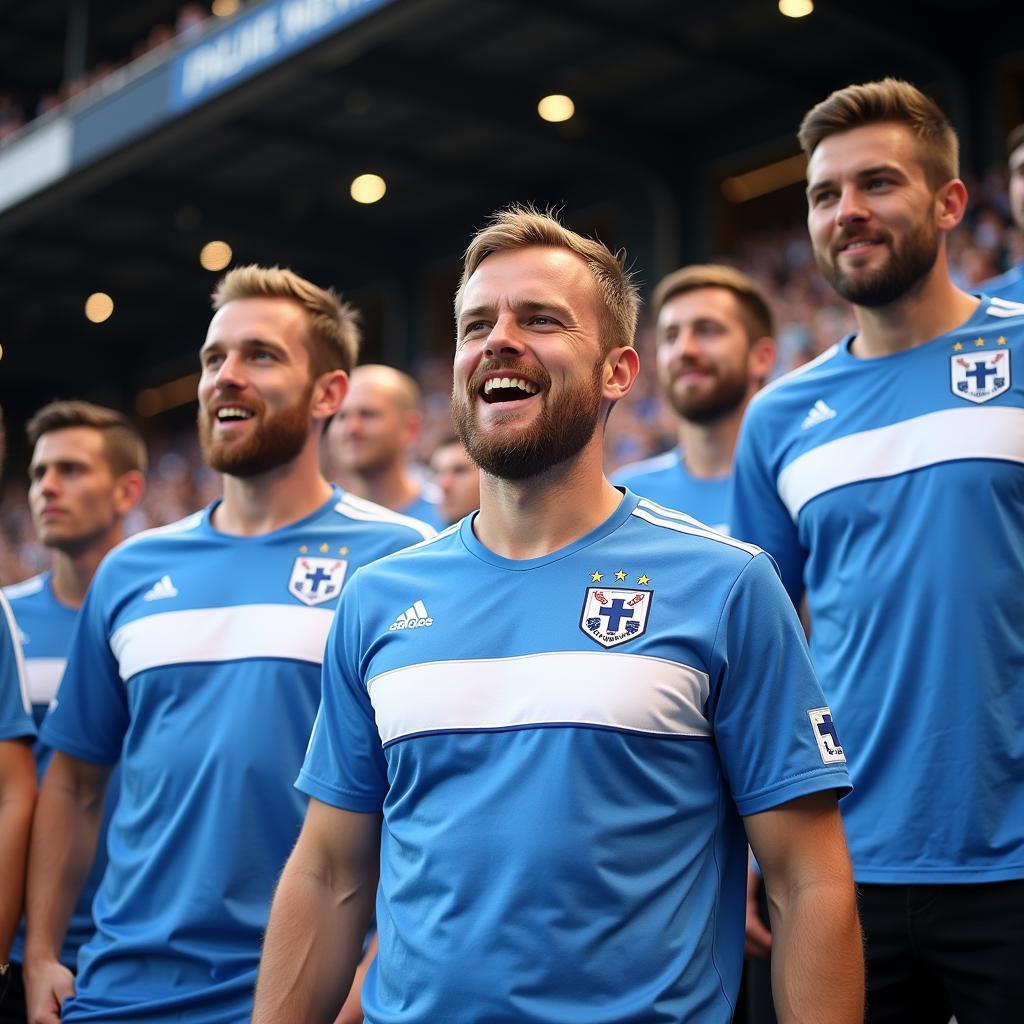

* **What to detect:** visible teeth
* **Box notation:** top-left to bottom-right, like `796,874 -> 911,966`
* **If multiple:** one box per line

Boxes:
217,408 -> 253,420
483,377 -> 539,396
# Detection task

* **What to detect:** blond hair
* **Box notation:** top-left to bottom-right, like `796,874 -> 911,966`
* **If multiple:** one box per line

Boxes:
652,264 -> 774,342
799,78 -> 959,188
213,265 -> 360,375
27,400 -> 147,476
455,206 -> 639,353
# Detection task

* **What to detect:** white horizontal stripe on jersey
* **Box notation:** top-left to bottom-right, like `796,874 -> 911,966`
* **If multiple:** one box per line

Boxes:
110,604 -> 335,682
26,657 -> 66,706
368,650 -> 711,745
777,406 -> 1024,519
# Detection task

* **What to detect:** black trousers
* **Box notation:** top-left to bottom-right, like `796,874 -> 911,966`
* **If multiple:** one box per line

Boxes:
0,963 -> 28,1024
860,879 -> 1024,1024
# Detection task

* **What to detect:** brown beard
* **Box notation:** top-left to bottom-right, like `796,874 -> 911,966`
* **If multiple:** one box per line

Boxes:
451,357 -> 604,480
199,382 -> 313,477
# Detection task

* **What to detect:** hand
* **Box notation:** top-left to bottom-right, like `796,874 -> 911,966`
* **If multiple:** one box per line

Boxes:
744,867 -> 772,959
24,958 -> 75,1024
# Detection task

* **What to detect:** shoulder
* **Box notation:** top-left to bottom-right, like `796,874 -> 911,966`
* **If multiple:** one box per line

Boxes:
2,573 -> 47,604
332,492 -> 437,543
628,496 -> 760,568
750,344 -> 846,414
613,449 -> 679,484
979,294 -> 1024,326
119,510 -> 206,552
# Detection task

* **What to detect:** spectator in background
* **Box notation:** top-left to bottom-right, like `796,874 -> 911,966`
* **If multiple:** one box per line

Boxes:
613,265 -> 775,533
0,406 -> 36,1005
22,267 -> 432,1024
981,123 -> 1024,301
0,402 -> 146,1024
732,78 -> 1024,1023
326,364 -> 444,528
429,435 -> 479,525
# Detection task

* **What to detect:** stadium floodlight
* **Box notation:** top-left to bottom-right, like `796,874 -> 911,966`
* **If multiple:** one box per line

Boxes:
350,174 -> 387,204
85,293 -> 114,323
212,0 -> 241,17
200,240 -> 233,271
537,95 -> 575,123
778,0 -> 814,16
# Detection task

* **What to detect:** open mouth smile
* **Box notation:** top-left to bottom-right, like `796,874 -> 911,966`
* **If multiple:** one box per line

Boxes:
479,375 -> 541,404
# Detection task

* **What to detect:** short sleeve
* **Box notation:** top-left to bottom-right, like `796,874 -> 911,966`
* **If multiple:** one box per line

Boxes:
729,406 -> 806,605
40,564 -> 129,765
708,552 -> 850,816
297,571 -> 389,812
0,592 -> 35,742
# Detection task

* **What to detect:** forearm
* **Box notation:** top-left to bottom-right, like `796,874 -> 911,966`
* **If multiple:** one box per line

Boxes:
24,768 -> 104,964
0,743 -> 36,959
252,855 -> 377,1024
768,875 -> 863,1023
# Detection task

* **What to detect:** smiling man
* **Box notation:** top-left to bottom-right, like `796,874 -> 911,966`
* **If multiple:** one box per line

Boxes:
731,80 -> 1024,1023
22,267 -> 433,1024
252,208 -> 862,1024
614,265 -> 775,532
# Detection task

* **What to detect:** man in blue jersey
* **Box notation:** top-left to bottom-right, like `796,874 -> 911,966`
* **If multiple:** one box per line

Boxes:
429,435 -> 480,525
1,401 -> 146,1024
326,364 -> 444,528
731,79 -> 1024,1023
252,207 -> 863,1024
0,408 -> 37,1010
23,267 -> 434,1024
614,265 -> 776,532
981,123 -> 1024,300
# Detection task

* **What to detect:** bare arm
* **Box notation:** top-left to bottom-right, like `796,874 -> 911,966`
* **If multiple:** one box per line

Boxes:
744,791 -> 863,1024
23,752 -> 110,1024
252,798 -> 381,1024
0,739 -> 36,961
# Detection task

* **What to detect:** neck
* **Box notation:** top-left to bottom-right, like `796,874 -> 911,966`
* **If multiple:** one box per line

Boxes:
850,255 -> 980,358
473,438 -> 622,560
213,443 -> 334,536
50,529 -> 125,608
344,463 -> 419,513
675,401 -> 749,479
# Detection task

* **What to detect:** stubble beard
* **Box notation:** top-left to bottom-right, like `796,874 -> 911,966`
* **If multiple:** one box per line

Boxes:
199,384 -> 313,477
666,369 -> 750,426
451,358 -> 605,481
817,219 -> 940,308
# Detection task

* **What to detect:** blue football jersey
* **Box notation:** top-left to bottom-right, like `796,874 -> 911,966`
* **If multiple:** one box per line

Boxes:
613,448 -> 731,532
398,487 -> 445,530
41,488 -> 432,1024
981,262 -> 1024,303
0,590 -> 34,744
300,490 -> 850,1024
730,295 -> 1024,884
3,573 -> 113,968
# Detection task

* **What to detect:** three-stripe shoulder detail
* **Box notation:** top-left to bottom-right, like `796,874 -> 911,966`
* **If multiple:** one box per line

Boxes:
631,499 -> 761,556
334,494 -> 436,541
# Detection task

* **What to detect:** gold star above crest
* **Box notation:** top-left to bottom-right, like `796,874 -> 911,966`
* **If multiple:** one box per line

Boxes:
615,570 -> 627,581
590,570 -> 604,582
319,542 -> 330,553
637,574 -> 650,586
952,342 -> 964,352
997,336 -> 1007,345
974,337 -> 986,347
339,546 -> 349,555
299,545 -> 309,554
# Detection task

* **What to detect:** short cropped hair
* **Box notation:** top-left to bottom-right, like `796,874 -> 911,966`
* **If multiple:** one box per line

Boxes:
652,264 -> 774,343
1007,123 -> 1024,160
799,78 -> 959,189
212,265 -> 360,375
455,206 -> 640,353
27,400 -> 148,476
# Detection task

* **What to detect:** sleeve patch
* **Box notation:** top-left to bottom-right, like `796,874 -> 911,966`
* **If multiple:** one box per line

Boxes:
808,707 -> 846,764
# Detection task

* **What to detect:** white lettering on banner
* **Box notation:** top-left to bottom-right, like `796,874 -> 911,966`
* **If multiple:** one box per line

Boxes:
180,11 -> 281,99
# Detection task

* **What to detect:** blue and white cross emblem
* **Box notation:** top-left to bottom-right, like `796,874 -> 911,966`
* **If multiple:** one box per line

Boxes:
807,707 -> 846,764
288,556 -> 348,607
580,586 -> 653,649
950,350 -> 1010,404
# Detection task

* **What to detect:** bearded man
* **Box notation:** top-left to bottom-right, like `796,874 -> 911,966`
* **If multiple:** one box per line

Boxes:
23,267 -> 433,1024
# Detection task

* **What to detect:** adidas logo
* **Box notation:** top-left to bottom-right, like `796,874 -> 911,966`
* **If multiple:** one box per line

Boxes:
389,600 -> 433,631
143,575 -> 179,602
801,399 -> 837,430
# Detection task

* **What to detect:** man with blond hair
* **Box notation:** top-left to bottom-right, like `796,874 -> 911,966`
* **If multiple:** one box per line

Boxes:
326,364 -> 444,527
23,267 -> 433,1024
2,401 -> 145,1024
252,208 -> 862,1024
732,79 -> 1024,1022
614,265 -> 775,532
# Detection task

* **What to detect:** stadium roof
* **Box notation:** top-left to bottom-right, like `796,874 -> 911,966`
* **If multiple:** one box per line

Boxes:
1,0 -> 1022,425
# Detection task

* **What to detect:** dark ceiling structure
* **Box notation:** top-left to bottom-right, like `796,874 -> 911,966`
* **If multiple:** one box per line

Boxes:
1,0 -> 1023,431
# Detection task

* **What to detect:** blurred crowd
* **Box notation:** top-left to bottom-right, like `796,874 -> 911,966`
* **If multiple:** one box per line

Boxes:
2,161 -> 1021,583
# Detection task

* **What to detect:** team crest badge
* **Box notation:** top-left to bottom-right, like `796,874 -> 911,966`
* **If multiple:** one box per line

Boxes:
287,557 -> 347,607
950,350 -> 1010,404
579,587 -> 652,649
